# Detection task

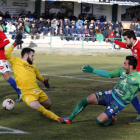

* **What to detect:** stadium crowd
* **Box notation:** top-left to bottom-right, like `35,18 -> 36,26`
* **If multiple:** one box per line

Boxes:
0,10 -> 140,44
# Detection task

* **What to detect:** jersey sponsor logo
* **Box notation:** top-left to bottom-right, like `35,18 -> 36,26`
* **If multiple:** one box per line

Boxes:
121,78 -> 127,86
23,63 -> 34,69
132,77 -> 135,81
134,49 -> 137,53
132,52 -> 138,59
0,66 -> 4,70
25,97 -> 29,102
109,109 -> 113,113
2,60 -> 6,63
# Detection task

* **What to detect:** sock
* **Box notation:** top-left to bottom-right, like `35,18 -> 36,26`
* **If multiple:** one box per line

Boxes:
96,118 -> 113,125
45,103 -> 52,110
132,96 -> 140,114
37,105 -> 59,121
7,77 -> 21,95
69,97 -> 89,121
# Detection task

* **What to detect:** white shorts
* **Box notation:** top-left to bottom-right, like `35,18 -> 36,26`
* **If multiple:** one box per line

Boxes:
0,60 -> 11,73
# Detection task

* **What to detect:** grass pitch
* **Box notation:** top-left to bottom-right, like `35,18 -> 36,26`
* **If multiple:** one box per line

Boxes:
0,51 -> 140,140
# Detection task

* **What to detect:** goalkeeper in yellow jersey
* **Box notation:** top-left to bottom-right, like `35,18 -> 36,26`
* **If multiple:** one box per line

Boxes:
5,34 -> 60,122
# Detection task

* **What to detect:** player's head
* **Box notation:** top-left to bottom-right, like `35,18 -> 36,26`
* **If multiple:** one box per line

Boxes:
123,30 -> 137,47
123,56 -> 137,74
21,48 -> 35,64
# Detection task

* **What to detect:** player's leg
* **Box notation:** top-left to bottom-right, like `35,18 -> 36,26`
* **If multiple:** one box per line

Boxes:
40,98 -> 52,110
29,100 -> 59,121
58,93 -> 98,123
132,96 -> 140,122
1,63 -> 21,101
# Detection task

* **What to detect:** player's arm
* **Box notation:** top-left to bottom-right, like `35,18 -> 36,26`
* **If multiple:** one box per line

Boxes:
4,44 -> 17,66
0,33 -> 10,49
82,65 -> 121,78
35,66 -> 50,88
106,38 -> 128,49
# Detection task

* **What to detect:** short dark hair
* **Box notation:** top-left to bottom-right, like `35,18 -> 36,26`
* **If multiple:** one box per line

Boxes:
21,48 -> 35,58
126,56 -> 137,69
123,30 -> 137,40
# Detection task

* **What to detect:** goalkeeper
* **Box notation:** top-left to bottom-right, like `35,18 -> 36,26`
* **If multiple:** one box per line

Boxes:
58,56 -> 140,125
5,34 -> 60,122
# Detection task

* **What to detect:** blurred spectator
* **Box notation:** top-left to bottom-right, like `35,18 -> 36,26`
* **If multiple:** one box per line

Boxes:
64,25 -> 70,41
83,20 -> 89,28
70,24 -> 77,41
94,26 -> 102,35
136,22 -> 140,37
59,14 -> 64,21
6,21 -> 16,39
120,27 -> 124,36
0,11 -> 4,18
63,19 -> 70,30
19,11 -> 26,20
4,11 -> 11,22
12,15 -> 18,22
100,15 -> 106,22
103,21 -> 108,29
24,17 -> 31,33
114,21 -> 121,30
89,20 -> 96,29
70,20 -> 76,28
26,11 -> 33,21
51,17 -> 59,36
33,12 -> 38,20
18,17 -> 24,25
89,25 -> 95,42
37,17 -> 45,34
57,26 -> 64,40
79,14 -> 84,21
102,26 -> 108,39
107,26 -> 113,37
83,25 -> 90,42
43,19 -> 51,35
69,13 -> 77,21
31,19 -> 38,28
41,13 -> 46,20
77,25 -> 84,41
108,20 -> 114,29
0,16 -> 5,25
108,32 -> 114,39
114,32 -> 121,49
137,16 -> 140,23
76,19 -> 84,29
130,22 -> 136,33
114,28 -> 121,36
30,23 -> 39,40
59,19 -> 64,28
87,14 -> 95,22
96,20 -> 102,30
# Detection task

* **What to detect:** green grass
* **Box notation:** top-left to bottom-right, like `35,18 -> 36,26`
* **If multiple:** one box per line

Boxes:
1,51 -> 140,140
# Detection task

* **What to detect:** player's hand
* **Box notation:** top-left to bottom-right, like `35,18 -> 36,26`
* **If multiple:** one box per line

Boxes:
43,78 -> 50,88
82,65 -> 94,73
105,38 -> 114,43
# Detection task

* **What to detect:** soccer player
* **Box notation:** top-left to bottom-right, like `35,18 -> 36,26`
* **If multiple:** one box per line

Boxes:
58,56 -> 140,125
0,31 -> 21,101
106,30 -> 140,122
5,34 -> 60,122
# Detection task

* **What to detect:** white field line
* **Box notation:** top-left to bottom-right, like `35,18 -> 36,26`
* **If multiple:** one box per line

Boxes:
10,71 -> 118,84
41,74 -> 118,84
0,126 -> 29,134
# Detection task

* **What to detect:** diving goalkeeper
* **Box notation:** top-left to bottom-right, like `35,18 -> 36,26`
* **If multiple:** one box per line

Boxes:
5,34 -> 60,122
58,56 -> 140,125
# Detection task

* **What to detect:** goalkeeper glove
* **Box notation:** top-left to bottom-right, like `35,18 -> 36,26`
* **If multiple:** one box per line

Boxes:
43,78 -> 50,88
82,65 -> 94,73
12,34 -> 23,47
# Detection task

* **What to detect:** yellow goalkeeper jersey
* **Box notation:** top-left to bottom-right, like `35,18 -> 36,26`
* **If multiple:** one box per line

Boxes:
5,46 -> 44,90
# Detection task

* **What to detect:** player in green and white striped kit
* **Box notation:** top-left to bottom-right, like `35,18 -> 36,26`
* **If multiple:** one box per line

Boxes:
58,56 -> 140,125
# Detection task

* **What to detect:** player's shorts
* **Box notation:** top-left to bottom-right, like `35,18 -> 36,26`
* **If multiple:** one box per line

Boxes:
21,88 -> 48,106
0,60 -> 11,73
94,90 -> 124,119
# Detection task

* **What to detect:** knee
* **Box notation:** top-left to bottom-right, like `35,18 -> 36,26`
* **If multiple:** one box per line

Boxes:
96,118 -> 103,125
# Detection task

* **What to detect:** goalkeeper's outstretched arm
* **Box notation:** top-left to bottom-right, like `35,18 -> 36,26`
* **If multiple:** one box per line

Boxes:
82,65 -> 121,78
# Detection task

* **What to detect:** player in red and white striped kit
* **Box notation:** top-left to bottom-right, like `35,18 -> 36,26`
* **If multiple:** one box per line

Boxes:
0,31 -> 21,101
106,30 -> 140,122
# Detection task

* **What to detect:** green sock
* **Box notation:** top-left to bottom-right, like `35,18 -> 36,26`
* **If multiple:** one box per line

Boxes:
69,97 -> 89,121
96,118 -> 113,125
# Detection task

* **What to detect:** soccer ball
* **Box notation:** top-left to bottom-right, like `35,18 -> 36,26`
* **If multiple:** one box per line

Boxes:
2,99 -> 15,110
